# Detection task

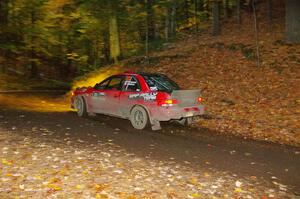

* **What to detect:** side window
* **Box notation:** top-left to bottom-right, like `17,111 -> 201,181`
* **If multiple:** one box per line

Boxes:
94,78 -> 110,90
122,76 -> 140,92
107,76 -> 123,90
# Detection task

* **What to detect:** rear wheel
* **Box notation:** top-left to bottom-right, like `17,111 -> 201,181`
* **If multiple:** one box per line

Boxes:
75,97 -> 87,117
130,106 -> 149,130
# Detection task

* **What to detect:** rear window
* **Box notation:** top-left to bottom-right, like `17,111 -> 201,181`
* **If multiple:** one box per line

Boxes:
142,74 -> 180,93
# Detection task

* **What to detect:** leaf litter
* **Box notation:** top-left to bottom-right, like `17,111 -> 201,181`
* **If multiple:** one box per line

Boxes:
0,126 -> 297,198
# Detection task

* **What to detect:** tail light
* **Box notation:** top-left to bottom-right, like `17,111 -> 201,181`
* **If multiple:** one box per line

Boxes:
159,99 -> 178,106
197,97 -> 203,103
156,92 -> 178,106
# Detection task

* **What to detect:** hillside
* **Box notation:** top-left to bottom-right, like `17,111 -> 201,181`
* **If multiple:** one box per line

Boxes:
121,0 -> 300,146
1,0 -> 299,147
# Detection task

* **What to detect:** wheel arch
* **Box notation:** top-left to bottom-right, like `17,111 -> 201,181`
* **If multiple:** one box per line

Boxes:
130,104 -> 152,121
78,94 -> 90,113
75,95 -> 90,113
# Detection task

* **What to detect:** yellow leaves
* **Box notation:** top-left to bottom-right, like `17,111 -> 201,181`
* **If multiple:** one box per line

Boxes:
94,184 -> 107,192
188,178 -> 198,185
93,184 -> 109,198
34,175 -> 42,180
75,184 -> 82,189
59,168 -> 68,176
96,194 -> 101,199
44,177 -> 62,192
190,193 -> 201,198
116,162 -> 123,168
1,159 -> 13,165
71,65 -> 121,93
95,193 -> 108,199
82,170 -> 89,175
5,173 -> 13,177
167,191 -> 177,198
47,183 -> 62,191
204,172 -> 210,177
49,177 -> 60,184
66,52 -> 79,60
127,196 -> 137,199
0,95 -> 70,113
234,188 -> 243,193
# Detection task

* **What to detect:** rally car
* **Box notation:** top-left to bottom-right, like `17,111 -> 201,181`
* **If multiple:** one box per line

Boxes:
71,71 -> 204,130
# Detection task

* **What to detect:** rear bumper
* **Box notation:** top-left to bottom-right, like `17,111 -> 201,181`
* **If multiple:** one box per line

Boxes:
150,105 -> 205,121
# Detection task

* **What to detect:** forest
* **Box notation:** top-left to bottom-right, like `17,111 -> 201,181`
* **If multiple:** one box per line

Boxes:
0,0 -> 299,80
1,1 -> 300,198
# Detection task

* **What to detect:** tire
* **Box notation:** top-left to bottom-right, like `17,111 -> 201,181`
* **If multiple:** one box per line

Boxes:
75,97 -> 87,117
177,117 -> 194,126
130,106 -> 149,130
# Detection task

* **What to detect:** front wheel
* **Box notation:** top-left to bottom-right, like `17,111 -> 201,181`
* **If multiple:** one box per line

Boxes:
130,106 -> 149,130
75,97 -> 87,117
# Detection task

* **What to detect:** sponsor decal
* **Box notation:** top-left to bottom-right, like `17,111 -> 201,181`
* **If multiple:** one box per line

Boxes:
150,86 -> 158,91
128,92 -> 157,101
124,80 -> 136,86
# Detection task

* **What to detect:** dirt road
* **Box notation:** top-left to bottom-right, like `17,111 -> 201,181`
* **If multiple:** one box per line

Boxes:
0,95 -> 299,198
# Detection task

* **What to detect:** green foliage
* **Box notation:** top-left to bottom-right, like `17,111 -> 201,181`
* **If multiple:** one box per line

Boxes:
0,0 -> 237,78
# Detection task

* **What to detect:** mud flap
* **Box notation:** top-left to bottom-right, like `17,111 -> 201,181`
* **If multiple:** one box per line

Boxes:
151,119 -> 161,131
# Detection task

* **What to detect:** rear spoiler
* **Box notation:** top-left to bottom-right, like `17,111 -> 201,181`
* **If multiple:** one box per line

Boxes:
171,90 -> 201,107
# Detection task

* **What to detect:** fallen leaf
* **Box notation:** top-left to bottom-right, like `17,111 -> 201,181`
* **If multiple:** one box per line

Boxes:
234,188 -> 243,193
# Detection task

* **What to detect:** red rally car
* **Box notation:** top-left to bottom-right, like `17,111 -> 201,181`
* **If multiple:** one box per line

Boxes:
71,71 -> 205,130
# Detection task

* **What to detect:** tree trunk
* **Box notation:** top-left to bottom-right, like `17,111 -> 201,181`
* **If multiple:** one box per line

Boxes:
170,1 -> 176,38
212,0 -> 220,36
184,0 -> 190,24
93,35 -> 100,67
0,0 -> 9,74
252,0 -> 260,67
61,36 -> 72,78
285,0 -> 300,43
195,0 -> 198,32
145,0 -> 149,56
236,0 -> 241,25
165,7 -> 170,40
146,0 -> 155,40
29,10 -> 38,78
204,0 -> 210,21
102,31 -> 110,63
0,0 -> 9,26
154,22 -> 160,39
30,47 -> 38,78
224,0 -> 229,19
267,0 -> 272,25
108,1 -> 120,63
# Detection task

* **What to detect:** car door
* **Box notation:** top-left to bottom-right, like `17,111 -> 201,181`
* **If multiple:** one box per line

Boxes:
91,78 -> 110,113
119,75 -> 142,118
103,75 -> 124,116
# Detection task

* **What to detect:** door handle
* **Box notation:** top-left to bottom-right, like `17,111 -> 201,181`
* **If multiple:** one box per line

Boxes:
92,92 -> 105,97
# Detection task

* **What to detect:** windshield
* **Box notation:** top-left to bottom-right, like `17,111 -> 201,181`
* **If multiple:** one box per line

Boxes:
142,74 -> 180,93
